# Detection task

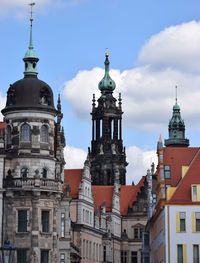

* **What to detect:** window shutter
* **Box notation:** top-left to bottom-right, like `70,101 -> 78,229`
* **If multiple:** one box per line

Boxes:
183,244 -> 187,263
176,212 -> 180,232
192,212 -> 196,233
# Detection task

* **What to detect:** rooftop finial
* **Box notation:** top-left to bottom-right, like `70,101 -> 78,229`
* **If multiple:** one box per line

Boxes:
175,85 -> 178,104
23,2 -> 38,76
29,2 -> 35,49
105,48 -> 109,57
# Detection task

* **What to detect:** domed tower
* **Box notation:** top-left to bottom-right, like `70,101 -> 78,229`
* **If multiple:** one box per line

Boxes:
89,52 -> 127,185
1,14 -> 70,262
164,94 -> 189,147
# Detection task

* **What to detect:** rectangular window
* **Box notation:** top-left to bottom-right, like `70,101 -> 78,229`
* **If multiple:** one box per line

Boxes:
193,245 -> 199,263
152,193 -> 157,204
103,246 -> 106,262
41,250 -> 49,263
17,250 -> 27,263
83,240 -> 85,258
177,245 -> 183,263
164,165 -> 171,179
121,251 -> 127,263
18,210 -> 29,232
193,186 -> 197,201
134,228 -> 138,239
180,212 -> 186,232
61,213 -> 65,238
140,228 -> 144,239
196,212 -> 200,232
177,245 -> 186,263
131,251 -> 137,263
60,253 -> 65,263
42,211 -> 49,233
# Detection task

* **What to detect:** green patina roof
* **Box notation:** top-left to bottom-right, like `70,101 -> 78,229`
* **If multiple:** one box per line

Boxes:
165,101 -> 189,147
98,52 -> 116,96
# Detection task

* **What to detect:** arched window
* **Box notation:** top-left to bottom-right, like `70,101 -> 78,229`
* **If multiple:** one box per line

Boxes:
7,126 -> 11,144
40,125 -> 48,143
21,167 -> 29,178
41,168 -> 47,179
21,124 -> 30,142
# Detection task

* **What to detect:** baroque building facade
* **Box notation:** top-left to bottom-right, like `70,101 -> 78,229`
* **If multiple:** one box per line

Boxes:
0,17 -> 71,262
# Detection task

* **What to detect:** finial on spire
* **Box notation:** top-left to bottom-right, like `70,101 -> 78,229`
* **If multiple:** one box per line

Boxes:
23,2 -> 38,76
175,85 -> 178,104
105,48 -> 109,57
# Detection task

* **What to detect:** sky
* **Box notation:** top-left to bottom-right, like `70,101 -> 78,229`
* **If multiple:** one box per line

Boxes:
1,0 -> 200,184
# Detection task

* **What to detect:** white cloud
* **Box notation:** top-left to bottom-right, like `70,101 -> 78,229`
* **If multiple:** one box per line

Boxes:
0,93 -> 6,121
63,21 -> 200,132
64,145 -> 87,169
126,146 -> 157,185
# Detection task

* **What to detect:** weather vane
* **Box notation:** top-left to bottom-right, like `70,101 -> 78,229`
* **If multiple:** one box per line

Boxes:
29,2 -> 35,25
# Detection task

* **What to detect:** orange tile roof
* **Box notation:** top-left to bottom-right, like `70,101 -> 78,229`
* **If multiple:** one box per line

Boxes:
92,186 -> 114,212
163,147 -> 199,187
64,169 -> 83,198
120,176 -> 145,215
168,149 -> 200,205
64,169 -> 146,215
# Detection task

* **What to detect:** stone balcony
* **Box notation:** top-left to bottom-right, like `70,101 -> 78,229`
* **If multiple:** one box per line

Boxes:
3,177 -> 63,192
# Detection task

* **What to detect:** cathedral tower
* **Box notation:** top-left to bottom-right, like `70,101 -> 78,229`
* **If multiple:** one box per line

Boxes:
89,52 -> 127,185
0,14 -> 70,262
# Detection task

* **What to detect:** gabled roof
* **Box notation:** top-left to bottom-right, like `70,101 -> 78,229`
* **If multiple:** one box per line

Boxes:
163,147 -> 199,187
120,176 -> 145,215
168,149 -> 200,205
92,186 -> 114,212
64,169 -> 83,198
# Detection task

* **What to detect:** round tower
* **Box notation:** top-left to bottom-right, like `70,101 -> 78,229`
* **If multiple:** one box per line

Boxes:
1,15 -> 69,262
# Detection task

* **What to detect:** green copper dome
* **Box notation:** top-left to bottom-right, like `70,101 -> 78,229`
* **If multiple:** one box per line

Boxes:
165,101 -> 189,147
98,52 -> 116,97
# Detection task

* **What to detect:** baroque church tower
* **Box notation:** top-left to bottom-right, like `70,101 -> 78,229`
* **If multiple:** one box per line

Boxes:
0,15 -> 70,262
164,94 -> 189,147
89,52 -> 127,185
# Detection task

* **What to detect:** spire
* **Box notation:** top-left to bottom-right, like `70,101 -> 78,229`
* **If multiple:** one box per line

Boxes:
165,88 -> 189,147
157,134 -> 163,150
98,50 -> 116,97
23,2 -> 39,77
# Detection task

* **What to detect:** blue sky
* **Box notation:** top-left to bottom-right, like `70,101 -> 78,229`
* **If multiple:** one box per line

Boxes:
1,0 -> 200,184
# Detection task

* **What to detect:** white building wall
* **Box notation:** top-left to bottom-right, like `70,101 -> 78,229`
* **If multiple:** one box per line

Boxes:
167,205 -> 200,263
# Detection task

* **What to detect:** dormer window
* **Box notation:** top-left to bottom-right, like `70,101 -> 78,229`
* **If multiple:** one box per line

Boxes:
192,185 -> 200,201
21,124 -> 31,142
164,165 -> 171,179
40,125 -> 48,143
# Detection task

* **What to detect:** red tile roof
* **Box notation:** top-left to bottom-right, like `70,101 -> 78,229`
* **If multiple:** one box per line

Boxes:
120,177 -> 145,215
163,147 -> 199,187
64,169 -> 145,215
168,149 -> 200,205
64,169 -> 83,198
92,186 -> 114,212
